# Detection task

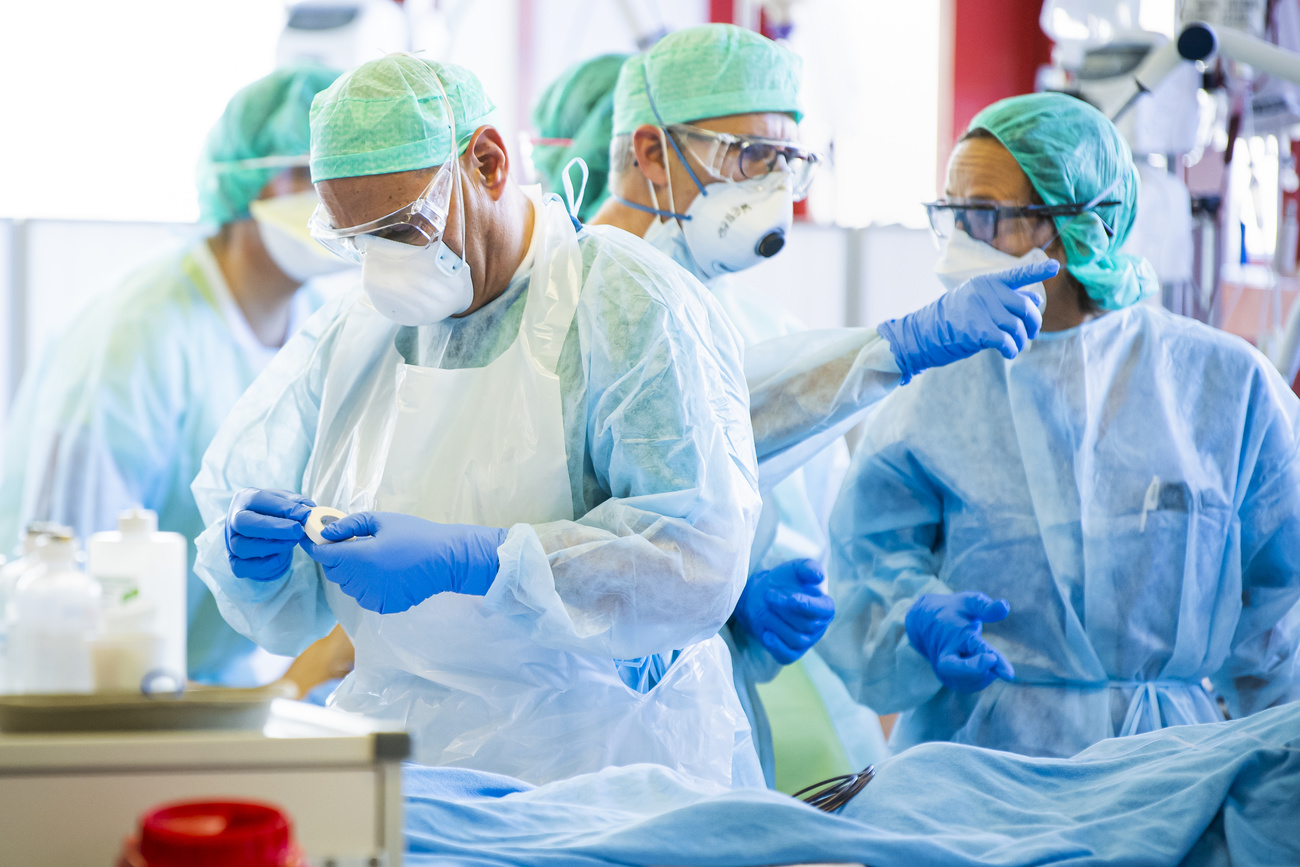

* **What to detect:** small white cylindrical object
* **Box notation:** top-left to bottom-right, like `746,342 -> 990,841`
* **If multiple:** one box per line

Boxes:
305,507 -> 349,545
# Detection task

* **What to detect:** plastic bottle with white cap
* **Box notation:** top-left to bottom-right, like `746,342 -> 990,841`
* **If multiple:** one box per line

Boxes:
0,524 -> 75,693
88,509 -> 188,685
8,532 -> 102,694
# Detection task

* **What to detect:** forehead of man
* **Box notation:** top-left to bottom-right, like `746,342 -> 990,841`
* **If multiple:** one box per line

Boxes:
945,135 -> 1037,205
688,111 -> 798,141
316,166 -> 438,228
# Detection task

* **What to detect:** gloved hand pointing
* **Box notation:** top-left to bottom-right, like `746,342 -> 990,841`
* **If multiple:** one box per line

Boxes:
300,511 -> 507,614
905,591 -> 1015,693
734,558 -> 835,665
225,488 -> 315,580
878,259 -> 1058,382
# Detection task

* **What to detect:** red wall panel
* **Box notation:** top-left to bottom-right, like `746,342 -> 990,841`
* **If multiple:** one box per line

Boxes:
952,0 -> 1054,140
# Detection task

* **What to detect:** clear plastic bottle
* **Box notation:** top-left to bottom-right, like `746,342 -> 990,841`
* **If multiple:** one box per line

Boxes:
88,509 -> 188,682
8,533 -> 102,694
0,524 -> 74,694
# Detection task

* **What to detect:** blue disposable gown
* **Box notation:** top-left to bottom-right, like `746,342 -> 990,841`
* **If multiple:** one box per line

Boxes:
643,219 -> 890,785
0,242 -> 321,683
822,303 -> 1300,757
191,199 -> 762,784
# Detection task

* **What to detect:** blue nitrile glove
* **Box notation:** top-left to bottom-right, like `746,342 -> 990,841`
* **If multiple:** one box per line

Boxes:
300,511 -> 508,614
878,259 -> 1058,382
225,488 -> 315,580
905,591 -> 1015,693
734,558 -> 836,665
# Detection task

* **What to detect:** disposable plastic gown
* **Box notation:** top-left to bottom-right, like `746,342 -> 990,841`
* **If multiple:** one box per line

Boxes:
822,304 -> 1300,757
192,208 -> 762,784
0,243 -> 319,683
647,223 -> 893,784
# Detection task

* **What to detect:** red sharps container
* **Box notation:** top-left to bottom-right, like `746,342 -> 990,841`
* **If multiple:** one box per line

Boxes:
116,800 -> 306,867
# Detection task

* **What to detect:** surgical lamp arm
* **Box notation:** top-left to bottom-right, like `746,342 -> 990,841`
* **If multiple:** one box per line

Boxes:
1113,21 -> 1300,122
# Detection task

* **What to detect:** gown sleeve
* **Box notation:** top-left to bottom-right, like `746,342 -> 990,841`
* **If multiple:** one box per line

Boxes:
819,411 -> 953,714
487,238 -> 762,660
191,294 -> 352,657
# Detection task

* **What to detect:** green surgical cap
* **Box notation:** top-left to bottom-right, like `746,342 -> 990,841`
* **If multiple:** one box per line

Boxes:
309,54 -> 496,182
612,24 -> 803,136
531,53 -> 629,222
968,92 -> 1158,311
198,63 -> 342,227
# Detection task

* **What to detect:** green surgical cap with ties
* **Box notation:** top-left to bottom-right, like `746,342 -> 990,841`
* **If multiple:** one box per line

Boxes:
309,54 -> 496,182
197,63 -> 342,227
968,92 -> 1158,311
531,53 -> 630,222
612,24 -> 803,135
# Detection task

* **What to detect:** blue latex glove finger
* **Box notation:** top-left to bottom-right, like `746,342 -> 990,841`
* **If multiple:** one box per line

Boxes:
960,592 -> 1011,623
765,588 -> 836,630
231,550 -> 296,581
228,532 -> 301,560
229,512 -> 306,542
995,258 -> 1060,291
982,299 -> 1030,358
763,613 -> 830,654
783,558 -> 827,586
760,629 -> 809,666
318,511 -> 380,542
935,651 -> 1004,692
228,488 -> 314,540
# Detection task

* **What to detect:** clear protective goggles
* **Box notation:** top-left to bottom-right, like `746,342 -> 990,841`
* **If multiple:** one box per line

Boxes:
923,199 -> 1119,246
308,163 -> 456,263
665,123 -> 821,201
308,69 -> 464,264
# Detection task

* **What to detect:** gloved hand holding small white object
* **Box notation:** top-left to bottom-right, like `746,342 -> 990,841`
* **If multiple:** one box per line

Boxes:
300,511 -> 507,614
304,506 -> 349,545
876,258 -> 1057,385
905,591 -> 1015,693
224,488 -> 315,580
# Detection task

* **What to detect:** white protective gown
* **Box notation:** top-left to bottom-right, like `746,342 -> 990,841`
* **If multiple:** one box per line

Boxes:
193,190 -> 764,787
641,218 -> 893,785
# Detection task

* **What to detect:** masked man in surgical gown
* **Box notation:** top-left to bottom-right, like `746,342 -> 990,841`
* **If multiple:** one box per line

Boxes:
192,55 -> 771,787
561,25 -> 1052,788
822,92 -> 1300,758
0,64 -> 347,685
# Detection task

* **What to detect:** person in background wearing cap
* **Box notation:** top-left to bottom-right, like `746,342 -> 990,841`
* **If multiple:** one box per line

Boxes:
529,53 -> 629,224
192,54 -> 766,787
564,24 -> 1055,790
0,64 -> 355,688
822,92 -> 1300,758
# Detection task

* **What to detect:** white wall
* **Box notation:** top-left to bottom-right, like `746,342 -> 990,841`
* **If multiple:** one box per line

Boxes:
23,222 -> 198,372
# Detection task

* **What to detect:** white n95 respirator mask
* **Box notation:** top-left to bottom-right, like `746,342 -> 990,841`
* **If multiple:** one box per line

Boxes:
935,228 -> 1051,310
680,172 -> 794,280
250,190 -> 353,283
358,233 -> 474,327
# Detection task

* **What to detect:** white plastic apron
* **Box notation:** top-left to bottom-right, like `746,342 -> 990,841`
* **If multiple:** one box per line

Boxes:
302,195 -> 751,786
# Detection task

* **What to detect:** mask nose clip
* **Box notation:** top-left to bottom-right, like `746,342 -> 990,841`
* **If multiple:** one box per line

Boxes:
757,230 -> 785,259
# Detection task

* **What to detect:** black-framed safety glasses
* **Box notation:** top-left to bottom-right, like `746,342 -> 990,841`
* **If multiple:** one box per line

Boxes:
924,200 -> 1120,246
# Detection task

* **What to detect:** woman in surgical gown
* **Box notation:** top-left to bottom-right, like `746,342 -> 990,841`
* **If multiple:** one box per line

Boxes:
821,92 -> 1300,758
